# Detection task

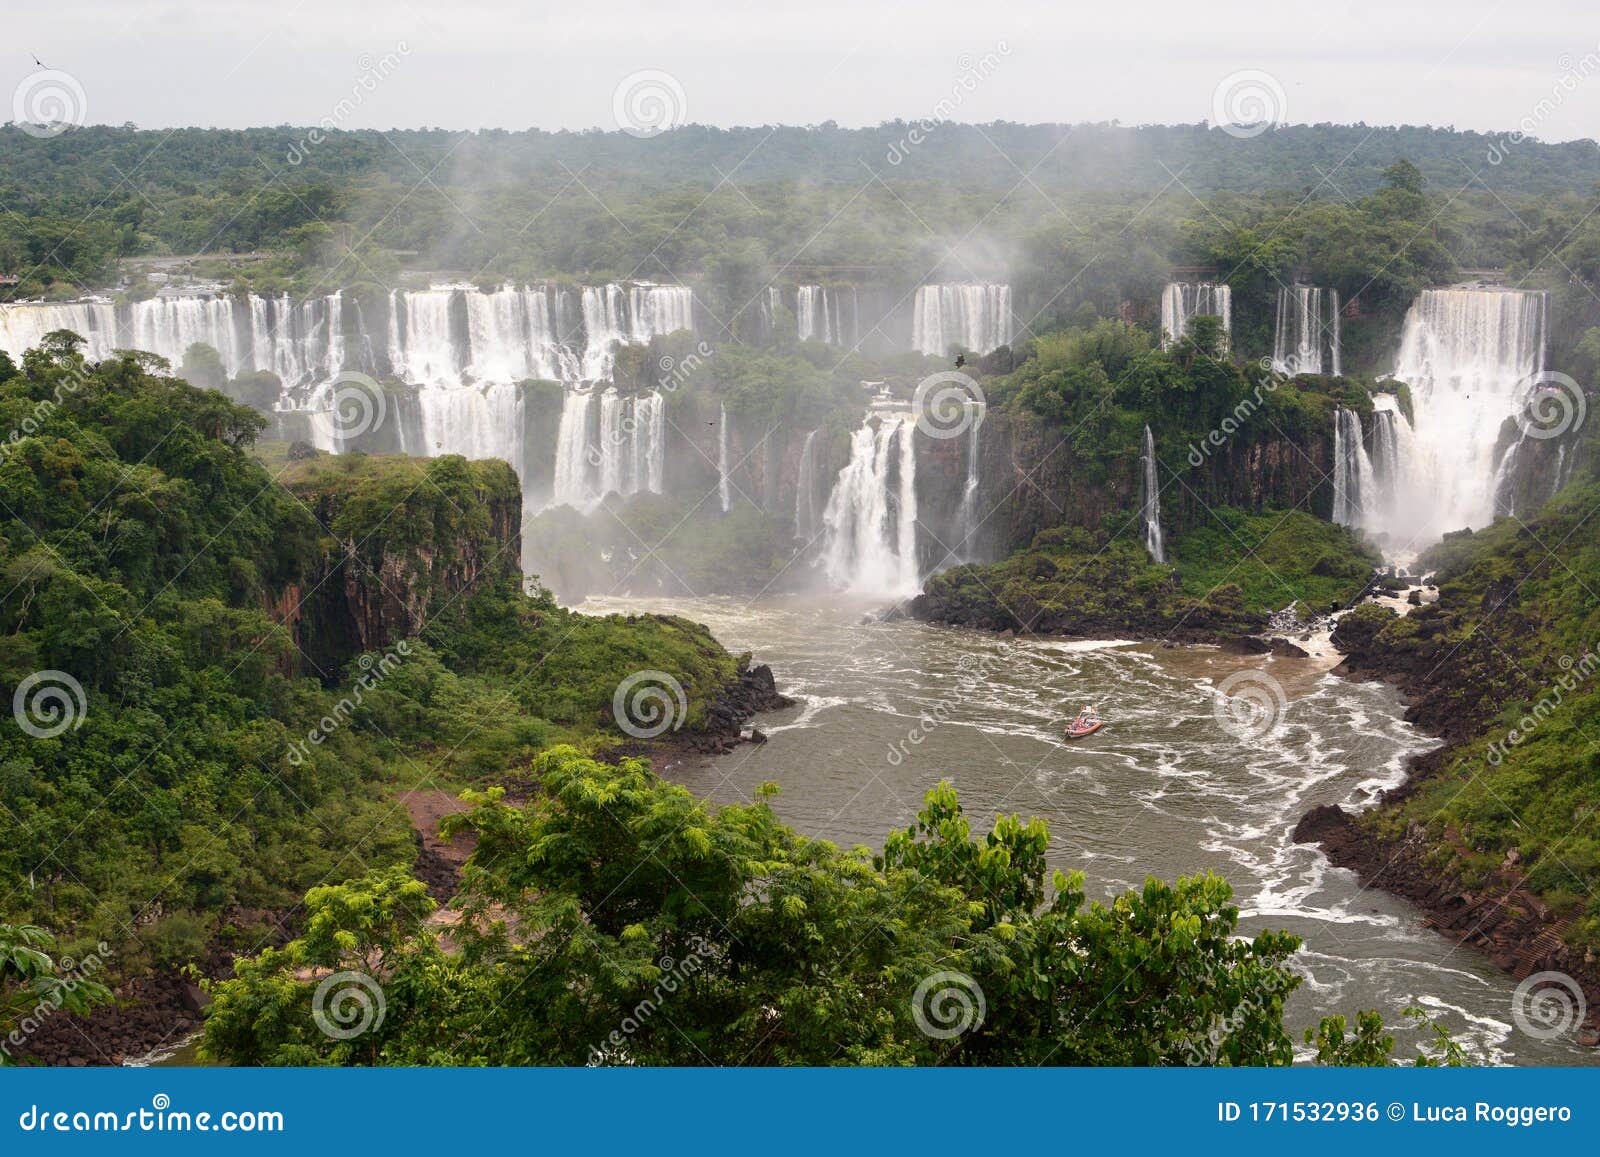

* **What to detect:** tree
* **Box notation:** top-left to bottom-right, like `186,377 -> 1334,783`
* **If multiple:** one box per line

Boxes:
200,756 -> 1414,1067
1,924 -> 110,1062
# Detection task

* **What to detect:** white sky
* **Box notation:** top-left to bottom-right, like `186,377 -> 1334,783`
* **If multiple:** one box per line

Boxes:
5,0 -> 1600,141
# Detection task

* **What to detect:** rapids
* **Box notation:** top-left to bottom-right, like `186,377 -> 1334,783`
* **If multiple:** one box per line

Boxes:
584,593 -> 1599,1066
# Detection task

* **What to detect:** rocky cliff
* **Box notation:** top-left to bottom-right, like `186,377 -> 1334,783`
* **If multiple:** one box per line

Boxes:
269,453 -> 524,678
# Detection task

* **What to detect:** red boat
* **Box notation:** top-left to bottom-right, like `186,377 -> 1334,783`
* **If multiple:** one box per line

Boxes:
1064,708 -> 1104,740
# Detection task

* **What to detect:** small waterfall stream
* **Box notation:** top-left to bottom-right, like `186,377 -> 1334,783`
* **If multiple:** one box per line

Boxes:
717,403 -> 732,513
794,428 -> 821,539
954,416 -> 984,561
1331,408 -> 1376,528
1140,425 -> 1166,563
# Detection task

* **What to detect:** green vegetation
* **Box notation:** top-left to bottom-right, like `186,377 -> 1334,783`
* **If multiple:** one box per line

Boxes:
1344,472 -> 1600,948
0,335 -> 741,981
993,314 -> 1367,478
1172,508 -> 1381,614
202,758 -> 1441,1066
914,510 -> 1376,639
2,922 -> 111,1059
6,127 -> 1600,382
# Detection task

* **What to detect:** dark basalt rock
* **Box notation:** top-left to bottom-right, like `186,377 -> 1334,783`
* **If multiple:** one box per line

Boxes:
681,661 -> 794,755
1220,635 -> 1273,655
1297,808 -> 1600,1048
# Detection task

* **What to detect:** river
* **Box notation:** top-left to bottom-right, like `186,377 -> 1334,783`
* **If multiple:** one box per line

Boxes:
582,592 -> 1598,1066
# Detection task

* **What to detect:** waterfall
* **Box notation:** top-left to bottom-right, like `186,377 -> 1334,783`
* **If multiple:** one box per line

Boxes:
820,416 -> 921,596
759,287 -> 782,342
553,391 -> 597,508
550,388 -> 666,509
1331,408 -> 1376,528
1,282 -> 693,391
912,284 -> 1012,355
796,286 -> 856,345
1140,425 -> 1166,563
0,293 -> 355,390
639,392 -> 665,493
1272,286 -> 1341,376
1372,288 -> 1548,542
386,289 -> 460,388
794,428 -> 820,539
717,403 -> 731,513
576,283 -> 694,379
797,286 -> 822,342
579,285 -> 627,380
416,382 -> 524,465
954,415 -> 984,561
0,300 -> 120,360
1361,394 -> 1415,536
461,286 -> 579,382
1160,282 -> 1231,350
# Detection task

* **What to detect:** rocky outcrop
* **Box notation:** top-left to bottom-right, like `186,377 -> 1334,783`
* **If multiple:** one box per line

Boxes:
967,410 -> 1339,559
907,586 -> 1265,644
681,660 -> 794,755
1295,806 -> 1600,1046
270,455 -> 525,679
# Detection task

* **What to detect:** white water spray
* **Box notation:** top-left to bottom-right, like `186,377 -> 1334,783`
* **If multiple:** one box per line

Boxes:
912,284 -> 1012,356
820,416 -> 921,596
1160,283 -> 1231,350
1374,288 -> 1547,543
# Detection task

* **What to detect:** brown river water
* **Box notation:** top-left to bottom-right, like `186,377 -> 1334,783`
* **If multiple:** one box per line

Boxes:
584,592 -> 1599,1066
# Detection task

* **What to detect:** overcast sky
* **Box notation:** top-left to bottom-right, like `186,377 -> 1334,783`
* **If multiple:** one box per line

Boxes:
6,0 -> 1600,141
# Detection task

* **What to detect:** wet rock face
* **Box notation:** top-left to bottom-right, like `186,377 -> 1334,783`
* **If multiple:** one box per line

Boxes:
684,662 -> 794,755
270,459 -> 524,679
1296,805 -> 1600,1048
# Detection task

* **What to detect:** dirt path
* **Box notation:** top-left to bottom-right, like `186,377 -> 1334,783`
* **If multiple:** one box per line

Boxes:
398,788 -> 475,902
